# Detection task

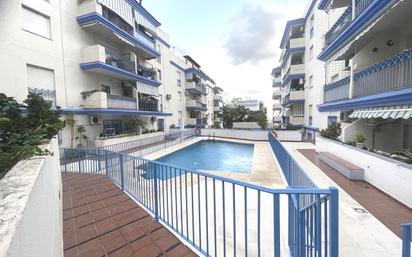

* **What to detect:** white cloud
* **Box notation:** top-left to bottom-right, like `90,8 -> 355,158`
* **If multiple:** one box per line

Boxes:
185,0 -> 307,117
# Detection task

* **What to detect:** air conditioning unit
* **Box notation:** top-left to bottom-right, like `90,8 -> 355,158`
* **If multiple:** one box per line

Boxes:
90,116 -> 101,125
166,94 -> 172,100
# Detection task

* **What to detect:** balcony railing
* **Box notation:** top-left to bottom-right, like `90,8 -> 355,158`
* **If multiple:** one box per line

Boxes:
107,94 -> 137,109
138,100 -> 158,112
353,48 -> 412,98
186,101 -> 207,111
355,0 -> 374,17
186,82 -> 207,95
60,144 -> 339,257
324,5 -> 352,48
28,87 -> 56,106
323,77 -> 350,103
105,49 -> 157,81
401,223 -> 411,257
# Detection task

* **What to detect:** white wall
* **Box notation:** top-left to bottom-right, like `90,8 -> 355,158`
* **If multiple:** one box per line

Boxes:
0,138 -> 63,257
232,122 -> 261,129
201,129 -> 268,141
316,136 -> 412,209
275,130 -> 302,141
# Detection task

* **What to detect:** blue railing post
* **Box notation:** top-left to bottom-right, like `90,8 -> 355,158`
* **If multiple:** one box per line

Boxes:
63,149 -> 67,172
78,151 -> 82,173
152,163 -> 159,220
97,148 -> 101,171
104,150 -> 109,176
329,187 -> 339,257
402,224 -> 411,257
119,154 -> 124,190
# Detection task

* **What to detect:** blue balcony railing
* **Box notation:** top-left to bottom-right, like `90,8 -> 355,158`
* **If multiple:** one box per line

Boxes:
402,223 -> 411,257
107,94 -> 137,109
60,145 -> 339,257
323,77 -> 350,103
324,6 -> 353,48
355,0 -> 374,17
353,48 -> 412,98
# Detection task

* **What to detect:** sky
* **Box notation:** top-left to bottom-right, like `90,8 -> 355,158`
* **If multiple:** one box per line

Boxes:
144,0 -> 310,112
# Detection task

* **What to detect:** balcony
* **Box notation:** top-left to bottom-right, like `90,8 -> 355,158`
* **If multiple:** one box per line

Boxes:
289,37 -> 305,49
320,48 -> 412,111
80,45 -> 160,87
323,77 -> 350,103
186,100 -> 207,111
107,94 -> 137,110
213,106 -> 223,113
319,0 -> 394,60
138,100 -> 159,112
353,48 -> 412,98
273,103 -> 282,110
186,81 -> 207,95
187,118 -> 207,127
282,90 -> 305,106
273,89 -> 281,100
77,1 -> 159,60
290,116 -> 305,125
214,95 -> 223,102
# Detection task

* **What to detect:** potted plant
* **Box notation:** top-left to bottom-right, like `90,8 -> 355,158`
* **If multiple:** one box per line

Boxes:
354,134 -> 366,148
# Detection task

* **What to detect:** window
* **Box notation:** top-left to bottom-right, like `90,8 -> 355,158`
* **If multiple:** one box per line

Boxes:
178,91 -> 182,100
27,65 -> 54,90
103,120 -> 122,136
309,75 -> 313,88
309,45 -> 314,60
22,6 -> 51,39
309,104 -> 313,125
328,116 -> 337,126
177,71 -> 182,87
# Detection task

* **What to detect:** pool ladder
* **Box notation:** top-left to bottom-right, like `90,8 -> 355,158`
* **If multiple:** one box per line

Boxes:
208,132 -> 216,141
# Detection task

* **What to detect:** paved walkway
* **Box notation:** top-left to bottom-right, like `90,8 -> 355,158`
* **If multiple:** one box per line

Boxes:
298,149 -> 412,238
282,142 -> 402,257
62,173 -> 197,257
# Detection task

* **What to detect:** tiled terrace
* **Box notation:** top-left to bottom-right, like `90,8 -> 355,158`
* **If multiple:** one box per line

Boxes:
298,149 -> 412,238
62,173 -> 197,257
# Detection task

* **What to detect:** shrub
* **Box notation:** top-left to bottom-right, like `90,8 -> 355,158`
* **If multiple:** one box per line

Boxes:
354,134 -> 366,143
211,122 -> 221,129
0,93 -> 64,177
320,123 -> 341,140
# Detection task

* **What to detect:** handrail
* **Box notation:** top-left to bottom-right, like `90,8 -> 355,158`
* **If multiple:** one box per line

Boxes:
60,146 -> 339,257
324,5 -> 353,47
402,223 -> 412,257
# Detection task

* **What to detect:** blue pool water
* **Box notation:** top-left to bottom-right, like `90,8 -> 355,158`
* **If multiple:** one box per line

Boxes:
157,140 -> 254,173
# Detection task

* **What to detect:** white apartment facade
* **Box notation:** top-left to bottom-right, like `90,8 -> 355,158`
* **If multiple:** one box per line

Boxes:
316,0 -> 412,153
272,0 -> 341,139
230,99 -> 262,111
0,0 -> 223,147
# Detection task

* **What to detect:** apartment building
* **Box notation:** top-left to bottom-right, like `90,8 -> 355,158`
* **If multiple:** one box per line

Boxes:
316,0 -> 412,153
229,99 -> 262,111
0,0 -> 223,147
272,0 -> 341,139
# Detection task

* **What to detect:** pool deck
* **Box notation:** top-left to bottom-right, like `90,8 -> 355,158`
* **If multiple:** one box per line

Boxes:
282,142 -> 403,257
144,137 -> 285,188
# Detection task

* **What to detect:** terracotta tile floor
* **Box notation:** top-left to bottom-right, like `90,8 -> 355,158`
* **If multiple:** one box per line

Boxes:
62,173 -> 197,257
298,149 -> 412,238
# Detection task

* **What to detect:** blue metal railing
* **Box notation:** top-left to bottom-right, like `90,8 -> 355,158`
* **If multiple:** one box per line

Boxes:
324,5 -> 353,48
353,48 -> 412,98
323,77 -> 350,103
402,223 -> 412,257
60,146 -> 339,257
94,130 -> 196,154
268,132 -> 317,189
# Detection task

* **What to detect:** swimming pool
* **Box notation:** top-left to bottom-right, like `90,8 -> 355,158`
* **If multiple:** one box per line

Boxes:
157,140 -> 254,173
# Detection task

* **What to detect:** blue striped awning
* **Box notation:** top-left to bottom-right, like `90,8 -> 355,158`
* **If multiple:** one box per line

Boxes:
349,106 -> 412,119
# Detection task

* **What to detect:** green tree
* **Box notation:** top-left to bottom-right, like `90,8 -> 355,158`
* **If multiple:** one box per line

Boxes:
0,93 -> 64,177
222,105 -> 248,128
247,110 -> 268,129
